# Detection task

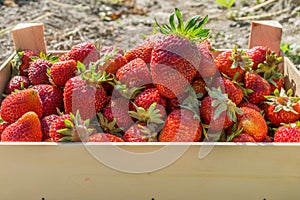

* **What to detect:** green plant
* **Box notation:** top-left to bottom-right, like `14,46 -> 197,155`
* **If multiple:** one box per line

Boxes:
281,43 -> 300,65
216,0 -> 236,10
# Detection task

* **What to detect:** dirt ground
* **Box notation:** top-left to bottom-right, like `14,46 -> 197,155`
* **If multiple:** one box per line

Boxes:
0,0 -> 299,66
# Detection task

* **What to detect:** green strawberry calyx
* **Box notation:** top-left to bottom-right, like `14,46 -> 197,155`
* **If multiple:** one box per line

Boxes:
97,112 -> 123,134
138,123 -> 158,142
207,87 -> 243,122
154,8 -> 210,42
255,49 -> 283,87
129,102 -> 164,125
265,88 -> 300,114
77,62 -> 114,87
229,45 -> 253,70
226,123 -> 244,142
110,79 -> 144,100
58,111 -> 94,142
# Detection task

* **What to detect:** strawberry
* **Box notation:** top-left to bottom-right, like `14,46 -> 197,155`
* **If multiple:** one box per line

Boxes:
211,77 -> 243,105
150,8 -> 209,99
264,89 -> 300,126
232,133 -> 256,142
0,121 -> 10,138
253,49 -> 283,92
116,58 -> 151,88
124,34 -> 161,63
274,125 -> 300,142
49,112 -> 93,142
50,60 -> 77,87
237,107 -> 267,142
244,71 -> 271,104
158,109 -> 202,142
98,46 -> 127,74
5,75 -> 31,94
238,101 -> 261,112
49,114 -> 71,142
192,78 -> 207,96
123,122 -> 158,142
11,49 -> 38,76
214,46 -> 252,81
32,84 -> 63,117
245,46 -> 271,70
0,89 -> 43,123
133,88 -> 167,117
59,42 -> 99,66
195,42 -> 217,79
101,97 -> 134,131
166,93 -> 189,113
41,114 -> 59,141
1,112 -> 42,142
89,133 -> 124,142
200,87 -> 242,132
64,64 -> 108,120
28,59 -> 52,85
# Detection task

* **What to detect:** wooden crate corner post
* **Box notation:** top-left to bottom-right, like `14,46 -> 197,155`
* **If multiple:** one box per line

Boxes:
11,23 -> 47,54
248,20 -> 282,55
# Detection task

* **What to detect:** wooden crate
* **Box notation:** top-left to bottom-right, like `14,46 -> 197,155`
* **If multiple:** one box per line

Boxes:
1,22 -> 300,200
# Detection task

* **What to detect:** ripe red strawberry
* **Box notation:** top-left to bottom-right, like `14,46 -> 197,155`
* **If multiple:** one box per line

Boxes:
200,87 -> 242,132
50,60 -> 77,87
102,97 -> 134,131
195,43 -> 217,78
245,46 -> 271,70
237,107 -> 267,142
123,122 -> 158,142
0,89 -> 43,123
244,71 -> 270,104
211,77 -> 243,105
254,49 -> 283,93
11,49 -> 38,76
264,89 -> 300,126
1,112 -> 42,142
99,46 -> 127,74
124,34 -> 161,64
238,101 -> 261,112
0,121 -> 10,138
133,88 -> 167,116
28,59 -> 52,85
49,112 -> 93,142
274,125 -> 300,142
48,114 -> 71,142
41,114 -> 59,141
116,58 -> 151,88
231,133 -> 256,142
64,64 -> 108,120
89,133 -> 124,142
166,93 -> 189,113
159,109 -> 202,142
5,75 -> 31,94
59,42 -> 99,66
192,78 -> 207,96
214,46 -> 252,81
150,9 -> 208,99
32,84 -> 63,117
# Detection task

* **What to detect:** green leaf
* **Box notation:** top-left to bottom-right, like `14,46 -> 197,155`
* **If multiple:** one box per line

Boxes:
216,0 -> 236,9
213,104 -> 227,120
169,13 -> 176,31
175,8 -> 184,32
64,119 -> 74,128
184,15 -> 200,32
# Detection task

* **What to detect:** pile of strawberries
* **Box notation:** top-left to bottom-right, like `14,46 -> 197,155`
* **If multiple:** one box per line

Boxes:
1,8 -> 300,143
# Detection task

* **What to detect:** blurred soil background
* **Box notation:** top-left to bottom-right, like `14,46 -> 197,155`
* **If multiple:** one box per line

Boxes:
0,0 -> 299,67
